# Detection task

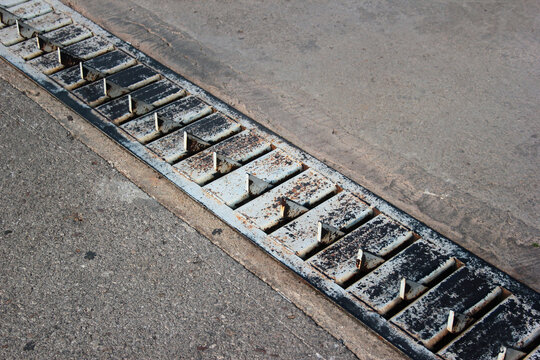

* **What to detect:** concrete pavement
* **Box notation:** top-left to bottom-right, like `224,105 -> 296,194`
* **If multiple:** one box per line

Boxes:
64,0 -> 540,290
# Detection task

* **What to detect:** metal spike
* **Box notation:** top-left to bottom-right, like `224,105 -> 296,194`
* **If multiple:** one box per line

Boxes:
129,97 -> 154,115
212,151 -> 218,171
497,346 -> 526,360
128,94 -> 134,113
35,34 -> 52,51
317,221 -> 344,245
0,7 -> 18,26
56,49 -> 79,67
80,64 -> 101,82
183,131 -> 189,152
16,19 -> 22,37
446,310 -> 472,333
154,113 -> 161,132
79,62 -> 85,80
245,173 -> 270,196
15,20 -> 37,40
356,248 -> 384,271
356,248 -> 366,270
279,197 -> 308,220
183,131 -> 210,154
399,278 -> 427,300
213,152 -> 240,173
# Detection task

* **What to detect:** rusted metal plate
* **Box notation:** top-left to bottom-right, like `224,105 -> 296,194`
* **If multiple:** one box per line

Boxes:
23,10 -> 71,32
9,37 -> 42,59
236,169 -> 336,231
82,49 -> 136,77
93,95 -> 132,123
49,65 -> 84,89
26,50 -> 62,73
348,238 -> 454,315
27,36 -> 113,74
0,12 -> 71,46
73,64 -> 157,106
147,113 -> 240,163
391,266 -> 501,349
49,51 -> 137,90
105,63 -> 159,92
204,148 -> 303,207
0,24 -> 24,46
7,0 -> 51,20
0,0 -> 27,8
439,296 -> 540,360
271,191 -> 372,258
120,96 -> 213,143
173,130 -> 272,185
128,78 -> 185,108
72,79 -> 107,106
1,2 -> 539,359
100,80 -> 185,123
308,215 -> 413,285
50,50 -> 137,91
40,23 -> 91,47
62,35 -> 112,59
